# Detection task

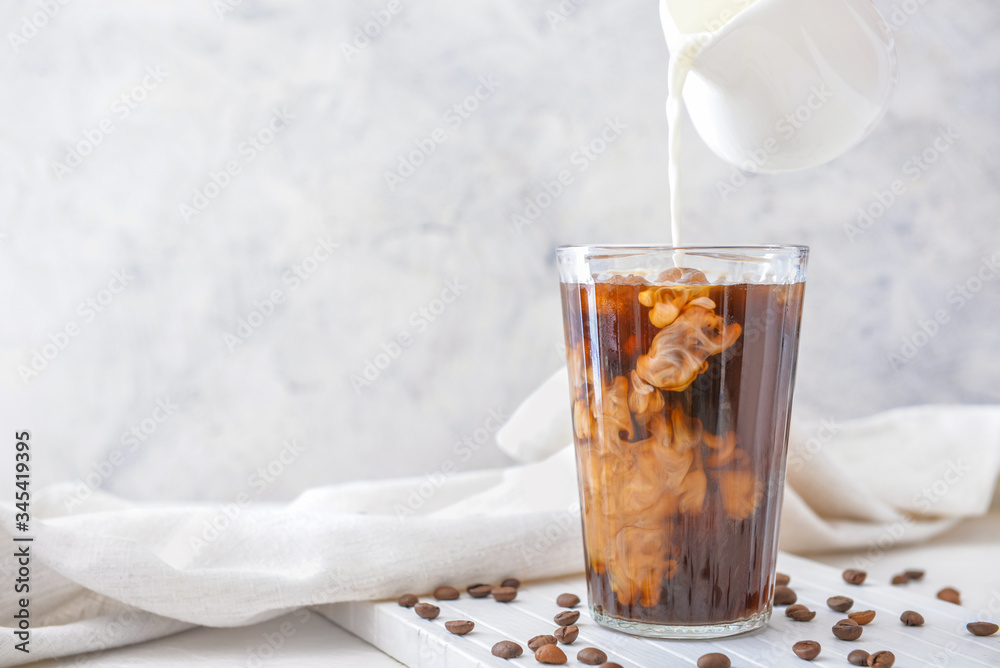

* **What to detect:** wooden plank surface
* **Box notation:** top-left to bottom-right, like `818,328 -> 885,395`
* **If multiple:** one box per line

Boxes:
321,553 -> 1000,667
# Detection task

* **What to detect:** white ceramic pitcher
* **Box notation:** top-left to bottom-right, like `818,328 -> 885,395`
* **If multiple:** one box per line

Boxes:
660,0 -> 898,173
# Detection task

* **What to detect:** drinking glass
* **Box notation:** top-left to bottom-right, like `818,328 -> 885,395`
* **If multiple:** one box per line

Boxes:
558,245 -> 807,638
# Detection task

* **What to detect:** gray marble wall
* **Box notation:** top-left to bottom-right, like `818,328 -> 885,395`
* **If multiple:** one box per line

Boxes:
2,0 -> 997,502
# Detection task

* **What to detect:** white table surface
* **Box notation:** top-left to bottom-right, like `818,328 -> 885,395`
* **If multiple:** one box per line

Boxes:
25,512 -> 1000,667
24,612 -> 404,668
809,512 -> 1000,616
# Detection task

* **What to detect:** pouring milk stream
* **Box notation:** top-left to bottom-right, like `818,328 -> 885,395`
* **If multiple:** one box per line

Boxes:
661,0 -> 898,245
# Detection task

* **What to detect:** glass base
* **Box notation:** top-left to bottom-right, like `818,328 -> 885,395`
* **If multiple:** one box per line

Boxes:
591,605 -> 771,639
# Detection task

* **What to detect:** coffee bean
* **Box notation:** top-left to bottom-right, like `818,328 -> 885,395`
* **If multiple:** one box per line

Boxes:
785,605 -> 816,622
534,644 -> 567,664
493,586 -> 518,602
577,648 -> 608,665
900,610 -> 924,626
867,650 -> 895,667
528,635 -> 558,651
553,625 -> 579,644
554,610 -> 580,626
833,618 -> 863,641
697,652 -> 732,668
848,610 -> 876,625
501,578 -> 522,589
843,569 -> 867,585
890,574 -> 909,585
967,621 -> 999,636
904,569 -> 925,581
599,664 -> 624,668
775,572 -> 791,586
827,596 -> 854,612
792,640 -> 821,660
774,585 -> 797,606
937,587 -> 961,605
414,603 -> 439,620
492,641 -> 523,659
445,620 -> 474,635
397,594 -> 418,608
467,584 -> 493,598
557,593 -> 581,608
848,649 -> 870,666
434,586 -> 460,601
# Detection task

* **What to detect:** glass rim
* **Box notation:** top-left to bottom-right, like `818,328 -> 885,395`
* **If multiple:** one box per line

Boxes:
556,244 -> 809,284
556,244 -> 809,255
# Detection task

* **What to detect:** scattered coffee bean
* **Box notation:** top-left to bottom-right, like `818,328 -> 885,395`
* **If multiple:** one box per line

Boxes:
792,640 -> 821,660
554,610 -> 580,626
843,569 -> 867,585
774,585 -> 798,606
492,641 -> 523,659
697,652 -> 732,668
534,643 -> 567,664
528,635 -> 558,651
467,584 -> 493,598
414,603 -> 439,620
556,593 -> 581,608
775,572 -> 791,586
397,594 -> 418,608
968,621 -> 999,637
900,610 -> 925,626
445,620 -> 474,635
786,605 -> 816,622
599,664 -> 623,668
904,569 -> 925,581
833,618 -> 863,641
553,625 -> 579,644
493,586 -> 518,602
577,648 -> 608,665
867,650 -> 895,667
502,578 -> 522,589
890,574 -> 909,585
848,610 -> 876,625
827,596 -> 854,612
937,587 -> 961,605
847,649 -> 870,666
434,586 -> 460,601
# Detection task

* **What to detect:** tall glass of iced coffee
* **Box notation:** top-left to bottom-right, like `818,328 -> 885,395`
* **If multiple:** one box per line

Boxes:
558,245 -> 808,638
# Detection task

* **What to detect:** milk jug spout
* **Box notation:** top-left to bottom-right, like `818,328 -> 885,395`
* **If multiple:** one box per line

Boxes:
660,0 -> 898,173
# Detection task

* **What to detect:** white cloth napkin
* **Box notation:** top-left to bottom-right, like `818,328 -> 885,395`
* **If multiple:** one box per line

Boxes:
2,369 -> 999,667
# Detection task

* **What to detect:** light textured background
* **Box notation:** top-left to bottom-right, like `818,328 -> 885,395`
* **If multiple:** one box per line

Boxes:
1,0 -> 998,502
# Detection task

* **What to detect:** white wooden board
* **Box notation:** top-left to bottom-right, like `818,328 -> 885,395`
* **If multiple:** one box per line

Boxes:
321,553 -> 1000,667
